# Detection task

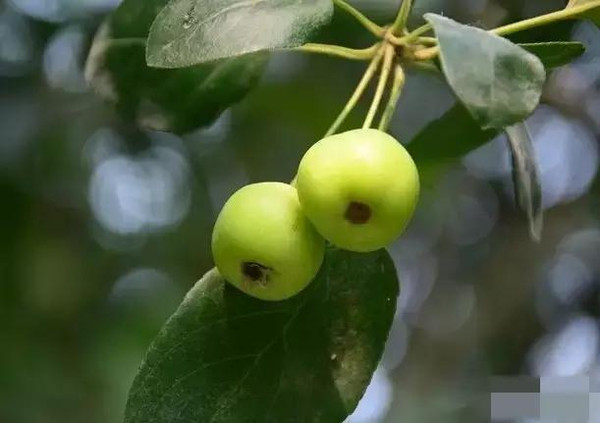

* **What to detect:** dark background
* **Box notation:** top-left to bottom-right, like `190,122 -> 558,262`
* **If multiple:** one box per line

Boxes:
0,0 -> 599,421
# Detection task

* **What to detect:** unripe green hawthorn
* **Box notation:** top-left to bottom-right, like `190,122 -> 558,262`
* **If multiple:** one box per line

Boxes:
212,182 -> 325,301
296,129 -> 419,252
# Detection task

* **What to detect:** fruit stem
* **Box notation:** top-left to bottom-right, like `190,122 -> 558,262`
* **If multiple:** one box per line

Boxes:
333,0 -> 385,37
378,64 -> 405,131
417,36 -> 437,45
390,0 -> 413,35
325,44 -> 386,137
297,43 -> 379,61
413,45 -> 439,61
363,44 -> 395,129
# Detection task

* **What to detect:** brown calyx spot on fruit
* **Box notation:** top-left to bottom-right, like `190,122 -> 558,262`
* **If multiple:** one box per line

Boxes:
242,262 -> 272,286
345,201 -> 372,225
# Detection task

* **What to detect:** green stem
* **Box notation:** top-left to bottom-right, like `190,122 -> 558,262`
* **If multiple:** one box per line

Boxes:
390,0 -> 413,35
296,43 -> 378,61
363,44 -> 395,129
414,1 -> 600,61
403,23 -> 433,43
417,36 -> 437,45
378,64 -> 406,131
333,0 -> 384,36
493,1 -> 600,36
325,45 -> 386,137
409,23 -> 433,38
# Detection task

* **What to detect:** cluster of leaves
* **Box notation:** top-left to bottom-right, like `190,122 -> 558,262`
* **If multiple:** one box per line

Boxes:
84,0 -> 600,422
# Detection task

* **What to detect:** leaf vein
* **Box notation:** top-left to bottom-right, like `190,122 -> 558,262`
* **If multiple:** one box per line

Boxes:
208,300 -> 308,422
140,309 -> 289,384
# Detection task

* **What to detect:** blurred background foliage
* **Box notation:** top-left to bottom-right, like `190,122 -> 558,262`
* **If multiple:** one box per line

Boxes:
0,0 -> 599,422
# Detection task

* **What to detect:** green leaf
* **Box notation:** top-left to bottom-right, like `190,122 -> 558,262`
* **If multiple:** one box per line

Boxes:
146,0 -> 334,68
519,42 -> 585,69
84,0 -> 268,134
424,13 -> 546,130
566,0 -> 600,27
124,248 -> 398,423
407,40 -> 581,164
505,123 -> 543,242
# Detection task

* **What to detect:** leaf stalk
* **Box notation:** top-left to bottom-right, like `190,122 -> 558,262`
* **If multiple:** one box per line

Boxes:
297,43 -> 379,61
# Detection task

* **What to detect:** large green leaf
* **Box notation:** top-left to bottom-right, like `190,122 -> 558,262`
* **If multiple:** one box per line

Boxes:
519,42 -> 585,69
146,0 -> 333,68
84,0 -> 268,134
567,0 -> 600,27
506,123 -> 543,242
425,13 -> 546,130
124,248 -> 398,423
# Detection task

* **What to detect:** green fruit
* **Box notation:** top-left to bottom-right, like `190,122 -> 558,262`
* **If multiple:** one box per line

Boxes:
296,129 -> 420,252
212,182 -> 325,301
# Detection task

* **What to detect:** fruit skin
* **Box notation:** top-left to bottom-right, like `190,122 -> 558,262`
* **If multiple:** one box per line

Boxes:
296,129 -> 420,253
212,182 -> 325,301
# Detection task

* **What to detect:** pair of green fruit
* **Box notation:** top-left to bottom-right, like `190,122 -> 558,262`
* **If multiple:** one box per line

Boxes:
212,129 -> 420,301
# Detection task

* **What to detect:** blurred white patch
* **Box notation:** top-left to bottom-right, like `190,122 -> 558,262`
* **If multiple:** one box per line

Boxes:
530,316 -> 599,377
558,228 -> 600,274
528,109 -> 598,208
43,25 -> 87,92
9,0 -> 119,22
571,21 -> 600,83
548,254 -> 594,306
536,229 -> 600,328
89,144 -> 191,235
345,367 -> 393,423
109,268 -> 175,306
395,254 -> 438,316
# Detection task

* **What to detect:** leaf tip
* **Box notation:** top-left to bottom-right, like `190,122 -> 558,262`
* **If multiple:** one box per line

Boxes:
529,217 -> 544,243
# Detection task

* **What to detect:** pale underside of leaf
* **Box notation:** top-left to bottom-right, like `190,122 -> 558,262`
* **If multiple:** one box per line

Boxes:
407,40 -> 583,165
425,13 -> 546,130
